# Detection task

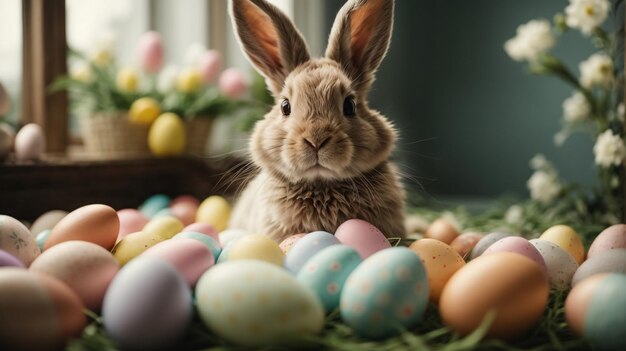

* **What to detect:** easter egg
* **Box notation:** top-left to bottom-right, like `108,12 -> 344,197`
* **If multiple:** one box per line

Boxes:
483,237 -> 547,276
153,208 -> 174,219
173,231 -> 222,261
0,249 -> 25,268
116,208 -> 148,242
139,194 -> 170,218
409,239 -> 465,303
0,269 -> 86,351
216,240 -> 236,264
229,234 -> 285,266
45,204 -> 119,251
14,123 -> 45,161
425,218 -> 459,244
285,231 -> 340,273
29,241 -> 119,311
572,249 -> 626,286
196,195 -> 231,232
30,210 -> 68,236
129,97 -> 161,125
176,67 -> 202,93
540,225 -> 585,264
171,195 -> 200,208
111,231 -> 164,266
116,67 -> 138,92
142,238 -> 214,286
0,215 -> 40,266
450,232 -> 483,259
169,200 -> 198,226
529,239 -> 578,289
469,232 -> 512,260
184,222 -> 219,240
35,229 -> 51,251
102,257 -> 192,349
335,219 -> 391,259
566,273 -> 626,350
219,228 -> 251,247
279,233 -> 306,253
588,224 -> 626,258
195,260 -> 324,346
148,113 -> 186,156
297,245 -> 362,312
142,215 -> 184,239
439,252 -> 549,340
340,247 -> 429,339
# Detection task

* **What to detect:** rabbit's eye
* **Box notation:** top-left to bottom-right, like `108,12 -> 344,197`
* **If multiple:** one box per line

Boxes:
343,97 -> 356,116
281,99 -> 291,116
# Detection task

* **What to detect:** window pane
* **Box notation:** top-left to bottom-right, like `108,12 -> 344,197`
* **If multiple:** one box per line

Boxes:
0,0 -> 22,126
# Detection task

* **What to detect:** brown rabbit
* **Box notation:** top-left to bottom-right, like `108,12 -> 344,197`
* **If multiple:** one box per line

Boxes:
229,0 -> 405,242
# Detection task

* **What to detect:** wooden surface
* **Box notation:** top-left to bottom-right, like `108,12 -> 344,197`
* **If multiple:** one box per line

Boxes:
21,0 -> 68,153
0,157 -> 250,222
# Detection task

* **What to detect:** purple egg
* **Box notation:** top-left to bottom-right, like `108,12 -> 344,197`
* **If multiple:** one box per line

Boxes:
0,249 -> 25,268
483,237 -> 548,276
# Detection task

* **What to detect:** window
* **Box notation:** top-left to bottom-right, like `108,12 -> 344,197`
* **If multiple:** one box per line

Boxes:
0,0 -> 22,126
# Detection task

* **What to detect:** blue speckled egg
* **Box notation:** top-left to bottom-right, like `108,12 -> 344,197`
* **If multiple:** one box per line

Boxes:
35,229 -> 51,252
285,231 -> 340,273
340,247 -> 429,339
297,245 -> 362,313
139,194 -> 170,218
173,231 -> 222,262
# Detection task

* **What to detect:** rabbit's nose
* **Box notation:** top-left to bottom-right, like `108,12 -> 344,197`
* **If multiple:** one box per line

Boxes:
304,136 -> 331,152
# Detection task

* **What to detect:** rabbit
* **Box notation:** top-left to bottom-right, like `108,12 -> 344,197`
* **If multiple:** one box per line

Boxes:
228,0 -> 405,242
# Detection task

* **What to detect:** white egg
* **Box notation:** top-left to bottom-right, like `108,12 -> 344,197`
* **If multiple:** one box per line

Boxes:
529,239 -> 578,289
15,123 -> 45,161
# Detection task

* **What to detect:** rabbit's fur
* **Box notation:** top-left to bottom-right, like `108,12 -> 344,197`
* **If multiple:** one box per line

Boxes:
229,0 -> 405,241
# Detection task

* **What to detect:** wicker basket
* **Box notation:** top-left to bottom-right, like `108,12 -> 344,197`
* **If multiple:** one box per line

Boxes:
80,112 -> 150,159
185,117 -> 213,156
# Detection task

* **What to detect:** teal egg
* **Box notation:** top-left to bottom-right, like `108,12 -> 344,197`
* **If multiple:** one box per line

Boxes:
139,194 -> 170,218
285,231 -> 340,273
297,245 -> 361,313
584,273 -> 626,350
173,232 -> 222,262
217,241 -> 236,264
340,247 -> 429,339
35,229 -> 51,252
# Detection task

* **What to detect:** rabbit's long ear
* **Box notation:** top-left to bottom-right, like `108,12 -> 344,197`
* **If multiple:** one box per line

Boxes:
326,0 -> 394,94
231,0 -> 311,95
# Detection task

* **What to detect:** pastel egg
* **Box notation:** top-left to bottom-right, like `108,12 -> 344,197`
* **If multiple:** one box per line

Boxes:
340,247 -> 429,339
469,232 -> 512,260
170,200 -> 198,226
30,210 -> 68,236
173,231 -> 222,261
0,249 -> 25,268
139,194 -> 170,218
216,240 -> 236,264
279,233 -> 306,253
170,195 -> 200,208
45,204 -> 119,251
142,238 -> 214,286
450,232 -> 483,259
529,239 -> 578,289
36,230 -> 51,251
29,241 -> 119,311
335,219 -> 391,259
219,228 -> 252,247
572,249 -> 626,286
540,225 -> 585,264
229,234 -> 285,266
116,208 -> 148,242
184,222 -> 219,240
0,268 -> 86,351
15,123 -> 45,161
152,208 -> 174,219
425,218 -> 459,244
588,224 -> 626,258
0,214 -> 40,266
102,257 -> 192,349
483,237 -> 547,276
111,231 -> 164,266
566,273 -> 626,350
409,239 -> 465,303
439,252 -> 549,340
195,260 -> 324,346
142,215 -> 184,239
297,245 -> 362,312
196,195 -> 231,232
285,231 -> 340,273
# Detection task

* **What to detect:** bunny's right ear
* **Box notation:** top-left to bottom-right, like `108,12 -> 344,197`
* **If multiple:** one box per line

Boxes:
230,0 -> 311,95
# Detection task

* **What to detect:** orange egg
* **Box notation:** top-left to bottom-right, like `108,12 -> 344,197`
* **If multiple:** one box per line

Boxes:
450,232 -> 483,259
425,218 -> 459,244
565,274 -> 608,336
45,204 -> 119,251
170,201 -> 198,226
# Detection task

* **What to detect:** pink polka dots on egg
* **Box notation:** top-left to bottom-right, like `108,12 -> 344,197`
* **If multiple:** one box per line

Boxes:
327,282 -> 339,294
396,267 -> 411,281
330,261 -> 342,272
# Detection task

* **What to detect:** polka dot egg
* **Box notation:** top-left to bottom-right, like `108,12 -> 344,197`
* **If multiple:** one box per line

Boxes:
340,247 -> 429,339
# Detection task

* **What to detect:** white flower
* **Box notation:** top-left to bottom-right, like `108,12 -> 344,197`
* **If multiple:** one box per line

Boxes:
530,154 -> 549,170
593,129 -> 626,167
184,43 -> 206,66
157,65 -> 179,93
69,62 -> 92,83
562,92 -> 591,123
527,170 -> 562,204
88,32 -> 117,66
579,53 -> 613,88
565,0 -> 609,36
504,20 -> 555,62
505,205 -> 523,224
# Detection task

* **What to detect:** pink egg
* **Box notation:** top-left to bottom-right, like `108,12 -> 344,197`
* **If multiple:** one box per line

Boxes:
137,31 -> 163,73
279,233 -> 306,253
483,236 -> 548,276
117,209 -> 149,242
218,68 -> 247,98
335,219 -> 391,259
183,222 -> 218,241
198,50 -> 222,82
141,238 -> 214,287
588,224 -> 626,258
170,202 -> 198,227
170,195 -> 200,208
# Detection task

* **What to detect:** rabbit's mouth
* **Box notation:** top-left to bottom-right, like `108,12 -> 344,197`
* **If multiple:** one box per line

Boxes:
301,164 -> 340,181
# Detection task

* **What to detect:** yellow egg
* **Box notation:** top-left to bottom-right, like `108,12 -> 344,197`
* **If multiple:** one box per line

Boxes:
129,97 -> 161,125
540,225 -> 585,264
196,195 -> 231,232
176,67 -> 202,93
229,234 -> 285,266
111,231 -> 164,266
142,216 -> 184,240
148,113 -> 186,156
116,67 -> 139,92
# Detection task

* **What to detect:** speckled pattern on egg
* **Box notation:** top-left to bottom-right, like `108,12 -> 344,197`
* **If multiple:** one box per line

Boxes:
340,247 -> 429,339
409,239 -> 465,303
588,224 -> 626,258
529,239 -> 578,289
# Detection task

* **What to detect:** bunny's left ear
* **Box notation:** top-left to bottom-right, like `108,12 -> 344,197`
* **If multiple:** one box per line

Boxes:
325,0 -> 394,94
